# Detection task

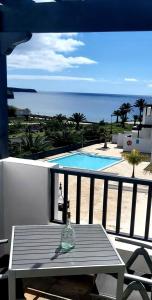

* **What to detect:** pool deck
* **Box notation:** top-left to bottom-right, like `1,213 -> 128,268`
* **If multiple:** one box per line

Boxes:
44,142 -> 151,180
43,143 -> 152,237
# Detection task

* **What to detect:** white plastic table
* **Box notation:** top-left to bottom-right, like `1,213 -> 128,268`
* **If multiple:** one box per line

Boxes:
8,224 -> 125,300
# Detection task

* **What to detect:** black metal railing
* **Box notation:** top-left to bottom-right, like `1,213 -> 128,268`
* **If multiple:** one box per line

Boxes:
50,167 -> 152,242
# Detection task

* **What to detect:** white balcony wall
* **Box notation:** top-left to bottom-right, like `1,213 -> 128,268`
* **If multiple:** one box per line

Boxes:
117,133 -> 124,147
140,128 -> 152,139
117,132 -> 133,147
1,158 -> 59,247
143,109 -> 146,124
123,137 -> 152,153
112,134 -> 118,144
144,116 -> 152,125
131,131 -> 138,138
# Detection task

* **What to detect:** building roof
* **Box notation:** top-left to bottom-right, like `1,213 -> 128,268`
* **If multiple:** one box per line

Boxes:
136,124 -> 152,130
145,104 -> 152,107
2,1 -> 152,33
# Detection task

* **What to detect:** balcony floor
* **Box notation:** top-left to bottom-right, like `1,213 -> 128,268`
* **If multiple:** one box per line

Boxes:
23,275 -> 97,300
22,274 -> 149,299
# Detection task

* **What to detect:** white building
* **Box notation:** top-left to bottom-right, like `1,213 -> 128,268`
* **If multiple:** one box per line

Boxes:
16,108 -> 31,117
112,104 -> 152,154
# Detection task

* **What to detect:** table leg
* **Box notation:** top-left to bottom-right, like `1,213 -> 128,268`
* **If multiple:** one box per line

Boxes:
116,270 -> 124,300
8,271 -> 16,300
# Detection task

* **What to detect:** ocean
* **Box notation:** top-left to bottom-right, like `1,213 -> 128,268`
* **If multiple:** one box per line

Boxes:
10,91 -> 152,122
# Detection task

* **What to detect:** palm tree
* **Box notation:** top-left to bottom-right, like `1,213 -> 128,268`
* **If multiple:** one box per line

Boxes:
119,102 -> 132,119
70,113 -> 86,130
113,110 -> 121,123
102,128 -> 110,148
134,99 -> 146,123
118,103 -> 132,128
54,114 -> 67,123
52,129 -> 81,147
21,129 -> 48,153
119,109 -> 127,128
133,115 -> 139,125
122,149 -> 144,178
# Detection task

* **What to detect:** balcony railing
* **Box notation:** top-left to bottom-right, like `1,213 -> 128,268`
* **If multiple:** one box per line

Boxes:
50,167 -> 152,242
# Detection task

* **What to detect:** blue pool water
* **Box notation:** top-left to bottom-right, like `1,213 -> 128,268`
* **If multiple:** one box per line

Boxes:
48,153 -> 121,170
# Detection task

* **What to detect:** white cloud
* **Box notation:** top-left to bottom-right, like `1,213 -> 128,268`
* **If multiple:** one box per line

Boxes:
8,74 -> 96,82
41,36 -> 84,53
124,78 -> 138,82
147,83 -> 152,88
8,33 -> 96,73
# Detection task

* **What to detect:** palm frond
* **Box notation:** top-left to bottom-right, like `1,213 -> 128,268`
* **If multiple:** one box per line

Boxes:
144,163 -> 152,173
122,149 -> 144,166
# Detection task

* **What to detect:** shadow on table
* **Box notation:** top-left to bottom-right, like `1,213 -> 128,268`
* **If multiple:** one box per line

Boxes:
51,246 -> 74,261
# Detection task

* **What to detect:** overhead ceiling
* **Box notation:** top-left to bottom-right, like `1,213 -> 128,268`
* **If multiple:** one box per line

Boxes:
1,1 -> 152,33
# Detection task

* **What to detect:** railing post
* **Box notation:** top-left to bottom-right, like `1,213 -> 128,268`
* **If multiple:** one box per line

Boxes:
89,178 -> 95,224
130,183 -> 137,237
63,174 -> 68,224
116,181 -> 123,234
76,176 -> 81,224
102,179 -> 108,229
50,170 -> 55,221
144,185 -> 152,240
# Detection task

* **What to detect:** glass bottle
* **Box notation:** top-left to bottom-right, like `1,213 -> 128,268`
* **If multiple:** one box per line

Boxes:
58,182 -> 63,211
60,211 -> 76,252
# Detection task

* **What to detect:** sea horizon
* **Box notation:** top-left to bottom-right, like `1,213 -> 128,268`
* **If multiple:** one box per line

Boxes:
10,91 -> 152,122
37,90 -> 152,97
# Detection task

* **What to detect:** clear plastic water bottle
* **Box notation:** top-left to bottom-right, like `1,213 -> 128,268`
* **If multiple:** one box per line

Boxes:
60,211 -> 76,252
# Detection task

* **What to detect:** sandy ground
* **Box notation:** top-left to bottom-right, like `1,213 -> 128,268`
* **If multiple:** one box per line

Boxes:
44,143 -> 152,239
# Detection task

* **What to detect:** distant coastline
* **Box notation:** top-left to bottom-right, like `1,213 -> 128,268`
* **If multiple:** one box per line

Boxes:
8,87 -> 37,94
10,91 -> 152,122
37,90 -> 152,98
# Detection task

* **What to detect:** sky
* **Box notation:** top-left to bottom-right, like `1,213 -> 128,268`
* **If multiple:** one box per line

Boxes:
7,29 -> 152,96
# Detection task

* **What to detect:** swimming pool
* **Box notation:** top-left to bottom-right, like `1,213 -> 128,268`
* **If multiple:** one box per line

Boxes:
48,152 -> 122,171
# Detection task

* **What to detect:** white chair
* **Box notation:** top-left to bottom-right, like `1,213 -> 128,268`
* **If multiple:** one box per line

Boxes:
91,237 -> 152,300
